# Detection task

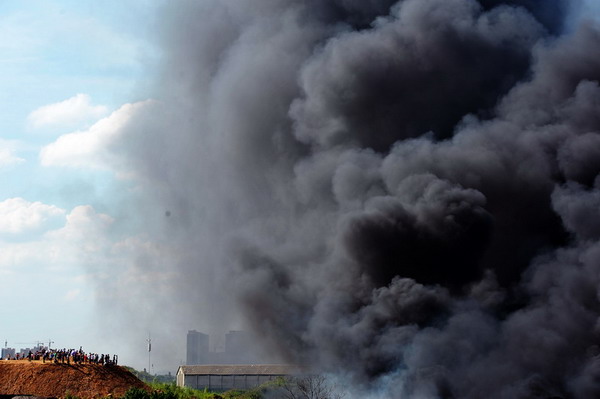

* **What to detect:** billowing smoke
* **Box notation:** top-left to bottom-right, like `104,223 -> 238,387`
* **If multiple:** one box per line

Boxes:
103,0 -> 600,397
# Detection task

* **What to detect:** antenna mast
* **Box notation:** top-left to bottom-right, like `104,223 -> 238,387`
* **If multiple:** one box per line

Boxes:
146,333 -> 152,374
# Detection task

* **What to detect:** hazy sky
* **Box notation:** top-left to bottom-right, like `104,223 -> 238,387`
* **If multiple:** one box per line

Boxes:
0,0 -> 164,371
2,0 -> 600,379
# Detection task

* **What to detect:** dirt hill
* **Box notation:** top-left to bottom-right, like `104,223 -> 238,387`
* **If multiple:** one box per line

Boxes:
0,360 -> 149,399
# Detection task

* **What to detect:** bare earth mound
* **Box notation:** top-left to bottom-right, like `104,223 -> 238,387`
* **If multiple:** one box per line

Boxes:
0,360 -> 149,399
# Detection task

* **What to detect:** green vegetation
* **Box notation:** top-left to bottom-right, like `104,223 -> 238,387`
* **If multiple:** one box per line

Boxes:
57,376 -> 344,399
124,366 -> 176,384
113,382 -> 267,399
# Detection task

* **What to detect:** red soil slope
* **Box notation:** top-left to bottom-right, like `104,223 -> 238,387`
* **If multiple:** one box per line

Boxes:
0,360 -> 149,398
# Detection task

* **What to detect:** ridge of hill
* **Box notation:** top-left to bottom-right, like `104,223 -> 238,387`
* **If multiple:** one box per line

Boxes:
0,360 -> 149,399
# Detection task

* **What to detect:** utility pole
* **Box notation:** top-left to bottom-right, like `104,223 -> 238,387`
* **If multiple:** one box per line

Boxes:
146,333 -> 151,375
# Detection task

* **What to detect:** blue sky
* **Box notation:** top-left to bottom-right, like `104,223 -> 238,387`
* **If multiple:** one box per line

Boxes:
0,0 -> 159,207
0,0 -> 164,371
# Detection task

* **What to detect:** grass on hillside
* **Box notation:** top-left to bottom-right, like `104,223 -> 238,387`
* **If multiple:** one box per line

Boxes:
142,382 -> 266,399
123,367 -> 176,384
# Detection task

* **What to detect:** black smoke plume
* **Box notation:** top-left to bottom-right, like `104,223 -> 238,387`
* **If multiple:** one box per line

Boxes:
111,0 -> 600,397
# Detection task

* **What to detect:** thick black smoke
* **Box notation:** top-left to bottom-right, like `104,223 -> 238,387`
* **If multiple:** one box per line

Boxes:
479,0 -> 570,33
111,0 -> 600,397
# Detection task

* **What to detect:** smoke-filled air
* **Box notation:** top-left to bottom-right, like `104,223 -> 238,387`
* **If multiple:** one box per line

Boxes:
96,0 -> 600,397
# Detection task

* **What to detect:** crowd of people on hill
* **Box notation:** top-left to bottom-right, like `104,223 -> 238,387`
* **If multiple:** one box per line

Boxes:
3,347 -> 118,366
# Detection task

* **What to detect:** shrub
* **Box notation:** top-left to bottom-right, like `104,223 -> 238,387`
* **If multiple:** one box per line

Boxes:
123,387 -> 153,399
277,375 -> 345,399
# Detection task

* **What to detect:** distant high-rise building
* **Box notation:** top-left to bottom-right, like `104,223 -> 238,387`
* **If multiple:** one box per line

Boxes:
186,330 -> 209,365
1,347 -> 15,359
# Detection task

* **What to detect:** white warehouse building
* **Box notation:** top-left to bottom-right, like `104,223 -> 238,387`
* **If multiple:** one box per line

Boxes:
176,364 -> 299,391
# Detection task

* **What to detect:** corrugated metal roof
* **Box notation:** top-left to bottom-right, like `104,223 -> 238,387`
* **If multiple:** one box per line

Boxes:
178,364 -> 301,375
